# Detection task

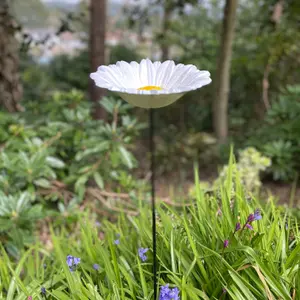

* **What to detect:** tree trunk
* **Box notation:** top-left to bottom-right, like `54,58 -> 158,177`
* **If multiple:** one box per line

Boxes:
161,2 -> 171,61
0,1 -> 23,112
261,0 -> 284,115
89,0 -> 107,120
213,0 -> 238,143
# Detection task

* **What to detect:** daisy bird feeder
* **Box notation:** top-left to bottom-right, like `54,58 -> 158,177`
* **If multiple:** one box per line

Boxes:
90,58 -> 211,299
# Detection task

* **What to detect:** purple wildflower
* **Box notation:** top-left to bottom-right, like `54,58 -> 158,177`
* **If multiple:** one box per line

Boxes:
93,263 -> 100,270
66,255 -> 73,267
28,297 -> 33,300
66,255 -> 81,272
223,240 -> 229,248
235,222 -> 241,232
254,209 -> 262,221
41,287 -> 46,295
95,221 -> 101,227
222,288 -> 227,294
159,284 -> 180,300
247,213 -> 255,223
114,239 -> 120,245
246,224 -> 253,230
247,209 -> 262,223
73,257 -> 81,265
138,247 -> 149,262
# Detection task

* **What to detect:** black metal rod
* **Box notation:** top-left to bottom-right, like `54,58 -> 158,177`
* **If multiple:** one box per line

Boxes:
149,108 -> 157,299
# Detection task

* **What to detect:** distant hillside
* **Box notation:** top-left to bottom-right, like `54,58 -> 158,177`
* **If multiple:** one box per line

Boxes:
44,0 -> 78,12
44,0 -> 123,16
12,0 -> 124,30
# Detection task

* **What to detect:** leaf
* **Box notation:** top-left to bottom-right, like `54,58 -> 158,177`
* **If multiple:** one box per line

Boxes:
0,218 -> 13,231
33,178 -> 51,188
75,142 -> 109,161
46,156 -> 65,169
118,145 -> 133,169
93,172 -> 104,189
75,175 -> 88,200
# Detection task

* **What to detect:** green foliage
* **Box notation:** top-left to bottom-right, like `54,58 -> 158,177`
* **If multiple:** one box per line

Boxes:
20,54 -> 53,103
248,85 -> 300,181
46,51 -> 90,92
156,127 -> 217,176
1,161 -> 300,299
217,147 -> 271,193
0,90 -> 145,254
189,147 -> 271,199
109,44 -> 141,64
0,192 -> 42,257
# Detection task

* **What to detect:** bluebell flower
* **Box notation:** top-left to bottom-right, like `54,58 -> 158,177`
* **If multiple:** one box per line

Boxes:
159,284 -> 180,300
246,224 -> 253,230
66,255 -> 81,272
41,287 -> 46,295
93,263 -> 100,270
73,257 -> 81,265
235,222 -> 241,232
247,209 -> 262,223
66,255 -> 73,267
138,247 -> 149,262
223,240 -> 229,248
254,209 -> 262,220
246,213 -> 255,223
114,239 -> 120,245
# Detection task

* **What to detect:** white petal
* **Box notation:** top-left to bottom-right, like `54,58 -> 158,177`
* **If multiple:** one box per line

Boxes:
139,59 -> 149,86
116,61 -> 139,88
156,60 -> 175,87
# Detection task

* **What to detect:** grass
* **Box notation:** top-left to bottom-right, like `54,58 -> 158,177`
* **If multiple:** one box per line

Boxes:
0,159 -> 300,299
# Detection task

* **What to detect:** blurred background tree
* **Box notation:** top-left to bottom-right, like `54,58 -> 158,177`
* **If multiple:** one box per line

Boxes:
0,0 -> 23,112
213,0 -> 238,144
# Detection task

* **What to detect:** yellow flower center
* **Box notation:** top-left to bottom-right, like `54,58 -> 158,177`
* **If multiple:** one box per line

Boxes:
138,86 -> 163,91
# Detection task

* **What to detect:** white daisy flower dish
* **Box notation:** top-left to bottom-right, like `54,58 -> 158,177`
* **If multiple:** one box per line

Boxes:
90,58 -> 212,108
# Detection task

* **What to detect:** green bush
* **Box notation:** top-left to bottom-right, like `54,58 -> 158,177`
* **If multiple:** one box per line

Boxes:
217,147 -> 271,193
0,90 -> 145,255
248,85 -> 300,181
156,127 -> 217,176
1,163 -> 299,299
189,147 -> 271,199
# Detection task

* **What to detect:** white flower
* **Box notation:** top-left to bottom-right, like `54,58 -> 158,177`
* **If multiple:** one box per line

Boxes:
90,58 -> 211,108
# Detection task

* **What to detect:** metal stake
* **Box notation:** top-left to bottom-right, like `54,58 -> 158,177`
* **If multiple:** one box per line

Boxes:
149,108 -> 157,299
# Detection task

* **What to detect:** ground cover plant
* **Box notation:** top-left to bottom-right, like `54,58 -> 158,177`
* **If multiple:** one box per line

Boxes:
0,90 -> 145,256
1,160 -> 300,300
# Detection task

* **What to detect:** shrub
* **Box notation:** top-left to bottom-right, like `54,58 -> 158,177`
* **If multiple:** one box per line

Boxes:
217,147 -> 271,192
156,127 -> 217,176
189,147 -> 271,199
248,85 -> 300,181
0,90 -> 145,255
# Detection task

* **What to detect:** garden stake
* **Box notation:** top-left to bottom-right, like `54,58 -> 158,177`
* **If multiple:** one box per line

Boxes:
90,58 -> 211,299
149,107 -> 157,298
